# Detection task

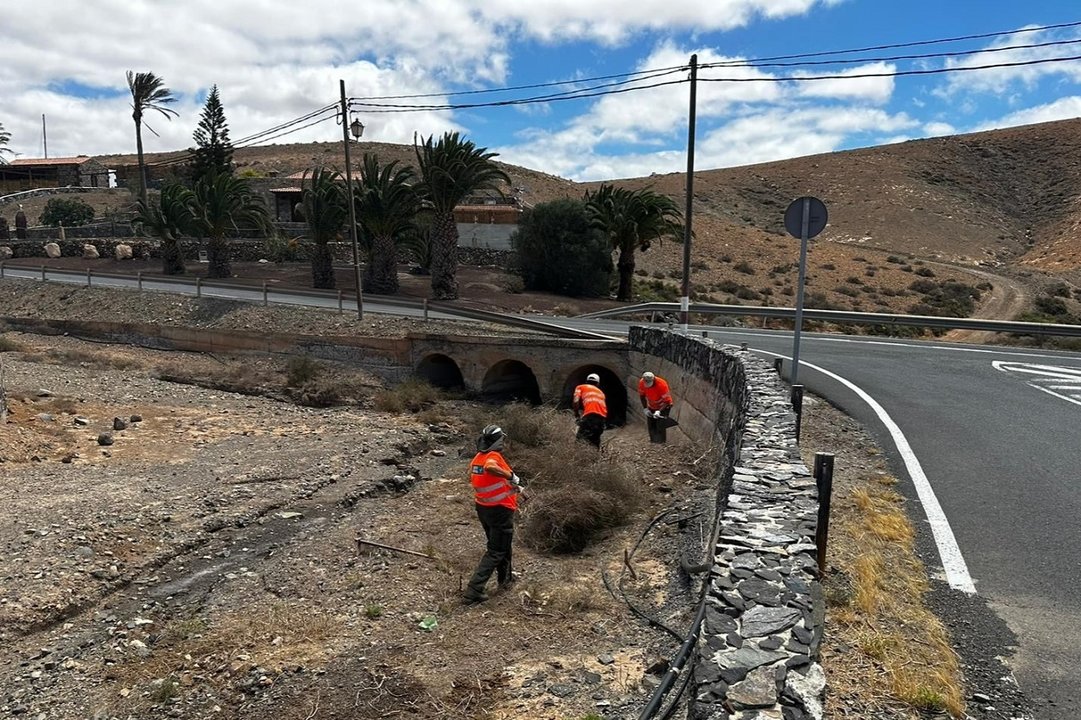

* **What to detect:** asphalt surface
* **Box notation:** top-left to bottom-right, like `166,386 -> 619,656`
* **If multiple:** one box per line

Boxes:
4,267 -> 1079,717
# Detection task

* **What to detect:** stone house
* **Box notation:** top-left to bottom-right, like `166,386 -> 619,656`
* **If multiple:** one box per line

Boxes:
0,156 -> 111,194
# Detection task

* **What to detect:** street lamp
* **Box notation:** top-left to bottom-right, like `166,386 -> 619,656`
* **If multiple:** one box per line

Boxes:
340,79 -> 364,319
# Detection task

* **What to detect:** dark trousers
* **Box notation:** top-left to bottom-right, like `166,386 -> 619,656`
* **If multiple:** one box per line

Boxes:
646,407 -> 671,444
576,413 -> 606,448
467,503 -> 514,595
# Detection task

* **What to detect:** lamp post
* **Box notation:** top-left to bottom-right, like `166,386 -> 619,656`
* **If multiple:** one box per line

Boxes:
340,79 -> 365,319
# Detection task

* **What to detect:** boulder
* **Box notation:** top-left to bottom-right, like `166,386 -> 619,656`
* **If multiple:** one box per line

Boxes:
115,244 -> 133,260
83,244 -> 100,259
44,242 -> 62,258
0,246 -> 12,260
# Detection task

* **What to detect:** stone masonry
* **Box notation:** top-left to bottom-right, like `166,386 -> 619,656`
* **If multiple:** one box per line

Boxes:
628,327 -> 825,720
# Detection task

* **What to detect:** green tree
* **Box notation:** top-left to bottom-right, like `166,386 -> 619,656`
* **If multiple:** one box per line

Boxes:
127,70 -> 178,204
414,132 -> 510,300
188,173 -> 270,279
191,85 -> 234,183
133,183 -> 195,275
354,154 -> 419,295
584,184 -> 683,301
512,199 -> 612,297
0,122 -> 11,163
299,166 -> 347,289
40,197 -> 95,227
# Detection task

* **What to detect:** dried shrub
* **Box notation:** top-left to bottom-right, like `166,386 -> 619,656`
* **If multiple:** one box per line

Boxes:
373,378 -> 441,413
285,355 -> 321,387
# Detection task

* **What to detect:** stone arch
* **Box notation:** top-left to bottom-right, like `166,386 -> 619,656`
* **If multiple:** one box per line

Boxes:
416,353 -> 464,389
481,359 -> 542,405
562,365 -> 628,426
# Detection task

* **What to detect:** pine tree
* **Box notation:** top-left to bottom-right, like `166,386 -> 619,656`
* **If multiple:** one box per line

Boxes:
191,85 -> 234,183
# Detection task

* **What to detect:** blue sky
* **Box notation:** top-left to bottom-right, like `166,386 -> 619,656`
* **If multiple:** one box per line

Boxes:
1,0 -> 1079,181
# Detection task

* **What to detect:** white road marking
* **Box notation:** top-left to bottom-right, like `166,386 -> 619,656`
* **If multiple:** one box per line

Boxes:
753,348 -> 977,594
992,361 -> 1081,407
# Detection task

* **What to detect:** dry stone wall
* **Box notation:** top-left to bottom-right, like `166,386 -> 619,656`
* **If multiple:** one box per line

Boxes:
628,327 -> 825,720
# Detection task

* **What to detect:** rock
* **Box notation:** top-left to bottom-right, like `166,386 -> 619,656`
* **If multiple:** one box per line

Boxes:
82,244 -> 100,259
115,244 -> 133,260
597,653 -> 615,665
728,665 -> 779,709
0,246 -> 12,260
44,242 -> 61,258
73,416 -> 90,426
113,417 -> 128,431
130,414 -> 143,423
784,663 -> 825,719
740,606 -> 802,637
97,433 -> 114,446
128,639 -> 150,657
547,683 -> 577,698
37,413 -> 55,423
972,692 -> 991,704
37,389 -> 53,397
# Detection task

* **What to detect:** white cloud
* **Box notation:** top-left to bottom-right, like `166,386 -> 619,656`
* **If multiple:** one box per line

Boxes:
938,26 -> 1081,97
793,62 -> 895,103
923,121 -> 956,136
972,96 -> 1081,132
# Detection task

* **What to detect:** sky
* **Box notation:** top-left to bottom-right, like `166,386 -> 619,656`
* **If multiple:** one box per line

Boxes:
1,0 -> 1080,182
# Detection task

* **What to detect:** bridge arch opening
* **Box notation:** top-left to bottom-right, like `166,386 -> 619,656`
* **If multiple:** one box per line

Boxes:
562,365 -> 627,426
481,359 -> 542,405
416,353 -> 465,389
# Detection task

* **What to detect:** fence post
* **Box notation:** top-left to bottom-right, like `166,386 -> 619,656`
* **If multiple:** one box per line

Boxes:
196,277 -> 202,298
41,265 -> 46,282
0,261 -> 5,279
423,298 -> 429,322
86,268 -> 92,287
814,452 -> 835,575
262,281 -> 268,307
791,384 -> 804,441
773,358 -> 783,375
337,290 -> 344,314
137,271 -> 143,292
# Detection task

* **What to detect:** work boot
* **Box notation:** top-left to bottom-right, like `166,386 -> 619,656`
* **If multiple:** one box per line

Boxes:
499,572 -> 520,590
462,590 -> 489,605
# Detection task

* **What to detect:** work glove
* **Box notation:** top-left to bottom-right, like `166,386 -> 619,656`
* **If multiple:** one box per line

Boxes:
653,411 -> 662,419
510,473 -> 523,488
644,408 -> 652,418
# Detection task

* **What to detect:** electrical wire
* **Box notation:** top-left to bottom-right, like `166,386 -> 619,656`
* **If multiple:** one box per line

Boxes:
702,36 -> 1081,71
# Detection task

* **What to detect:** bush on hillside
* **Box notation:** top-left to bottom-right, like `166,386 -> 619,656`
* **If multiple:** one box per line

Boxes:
40,197 -> 95,227
512,199 -> 613,297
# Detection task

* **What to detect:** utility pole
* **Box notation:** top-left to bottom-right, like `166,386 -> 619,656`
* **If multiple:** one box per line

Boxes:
339,79 -> 363,320
680,54 -> 698,329
42,114 -> 48,158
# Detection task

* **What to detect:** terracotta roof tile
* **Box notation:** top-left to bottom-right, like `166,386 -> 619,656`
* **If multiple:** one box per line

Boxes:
10,156 -> 94,167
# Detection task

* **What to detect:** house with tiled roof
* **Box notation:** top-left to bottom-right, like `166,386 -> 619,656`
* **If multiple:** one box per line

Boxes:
0,156 -> 110,194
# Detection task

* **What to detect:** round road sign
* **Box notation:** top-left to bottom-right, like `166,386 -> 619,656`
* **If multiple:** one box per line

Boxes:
784,196 -> 828,239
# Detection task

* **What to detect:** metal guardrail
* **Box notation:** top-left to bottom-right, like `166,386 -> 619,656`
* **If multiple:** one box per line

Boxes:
0,262 -> 619,342
576,301 -> 1081,337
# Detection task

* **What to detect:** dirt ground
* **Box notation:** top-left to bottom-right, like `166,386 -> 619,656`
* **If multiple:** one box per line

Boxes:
0,272 -> 1009,719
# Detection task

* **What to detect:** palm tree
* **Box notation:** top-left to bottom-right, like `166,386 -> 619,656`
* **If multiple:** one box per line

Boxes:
584,184 -> 684,301
299,166 -> 348,289
414,132 -> 510,300
354,154 -> 419,295
133,182 -> 195,275
0,122 -> 12,163
188,173 -> 271,279
127,70 -> 178,204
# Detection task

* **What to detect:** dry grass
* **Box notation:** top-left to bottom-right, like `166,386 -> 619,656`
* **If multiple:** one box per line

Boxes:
824,472 -> 965,717
373,378 -> 443,413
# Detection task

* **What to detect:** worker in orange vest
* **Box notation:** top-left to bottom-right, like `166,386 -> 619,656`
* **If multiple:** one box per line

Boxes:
573,373 -> 608,448
638,371 -> 674,444
464,424 -> 523,604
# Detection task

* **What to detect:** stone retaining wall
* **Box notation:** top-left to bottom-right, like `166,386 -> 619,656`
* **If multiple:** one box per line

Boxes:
628,327 -> 825,720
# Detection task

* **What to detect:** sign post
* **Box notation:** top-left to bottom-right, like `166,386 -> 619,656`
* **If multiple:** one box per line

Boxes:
783,196 -> 828,386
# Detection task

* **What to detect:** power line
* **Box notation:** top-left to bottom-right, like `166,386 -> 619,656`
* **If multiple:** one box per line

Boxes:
699,53 -> 1081,84
702,36 -> 1081,71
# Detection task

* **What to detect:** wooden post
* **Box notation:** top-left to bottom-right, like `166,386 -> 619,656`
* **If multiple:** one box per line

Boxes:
791,384 -> 804,441
196,277 -> 202,297
262,281 -> 268,306
814,452 -> 835,575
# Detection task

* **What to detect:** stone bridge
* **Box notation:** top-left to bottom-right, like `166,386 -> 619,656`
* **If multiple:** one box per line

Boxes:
410,334 -> 632,424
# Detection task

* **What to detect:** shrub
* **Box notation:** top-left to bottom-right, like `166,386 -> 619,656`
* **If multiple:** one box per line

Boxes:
1049,282 -> 1072,298
40,197 -> 95,227
886,255 -> 904,264
1032,295 -> 1071,319
733,260 -> 755,275
914,267 -> 936,277
845,276 -> 864,285
263,233 -> 304,263
286,356 -> 321,387
820,263 -> 836,271
373,378 -> 441,413
512,199 -> 612,297
634,279 -> 679,302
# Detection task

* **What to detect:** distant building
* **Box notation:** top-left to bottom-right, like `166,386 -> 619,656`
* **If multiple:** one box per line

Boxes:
269,174 -> 522,250
0,156 -> 111,194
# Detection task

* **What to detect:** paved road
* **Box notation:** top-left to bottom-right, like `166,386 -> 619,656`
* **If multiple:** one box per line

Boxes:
4,268 -> 1079,716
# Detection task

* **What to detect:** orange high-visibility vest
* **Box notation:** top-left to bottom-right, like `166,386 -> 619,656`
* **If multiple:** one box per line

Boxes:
638,376 -> 673,411
574,384 -> 608,418
470,451 -> 518,511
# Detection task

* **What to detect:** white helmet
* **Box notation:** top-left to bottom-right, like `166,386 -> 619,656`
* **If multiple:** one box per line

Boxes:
642,371 -> 655,386
586,373 -> 600,384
